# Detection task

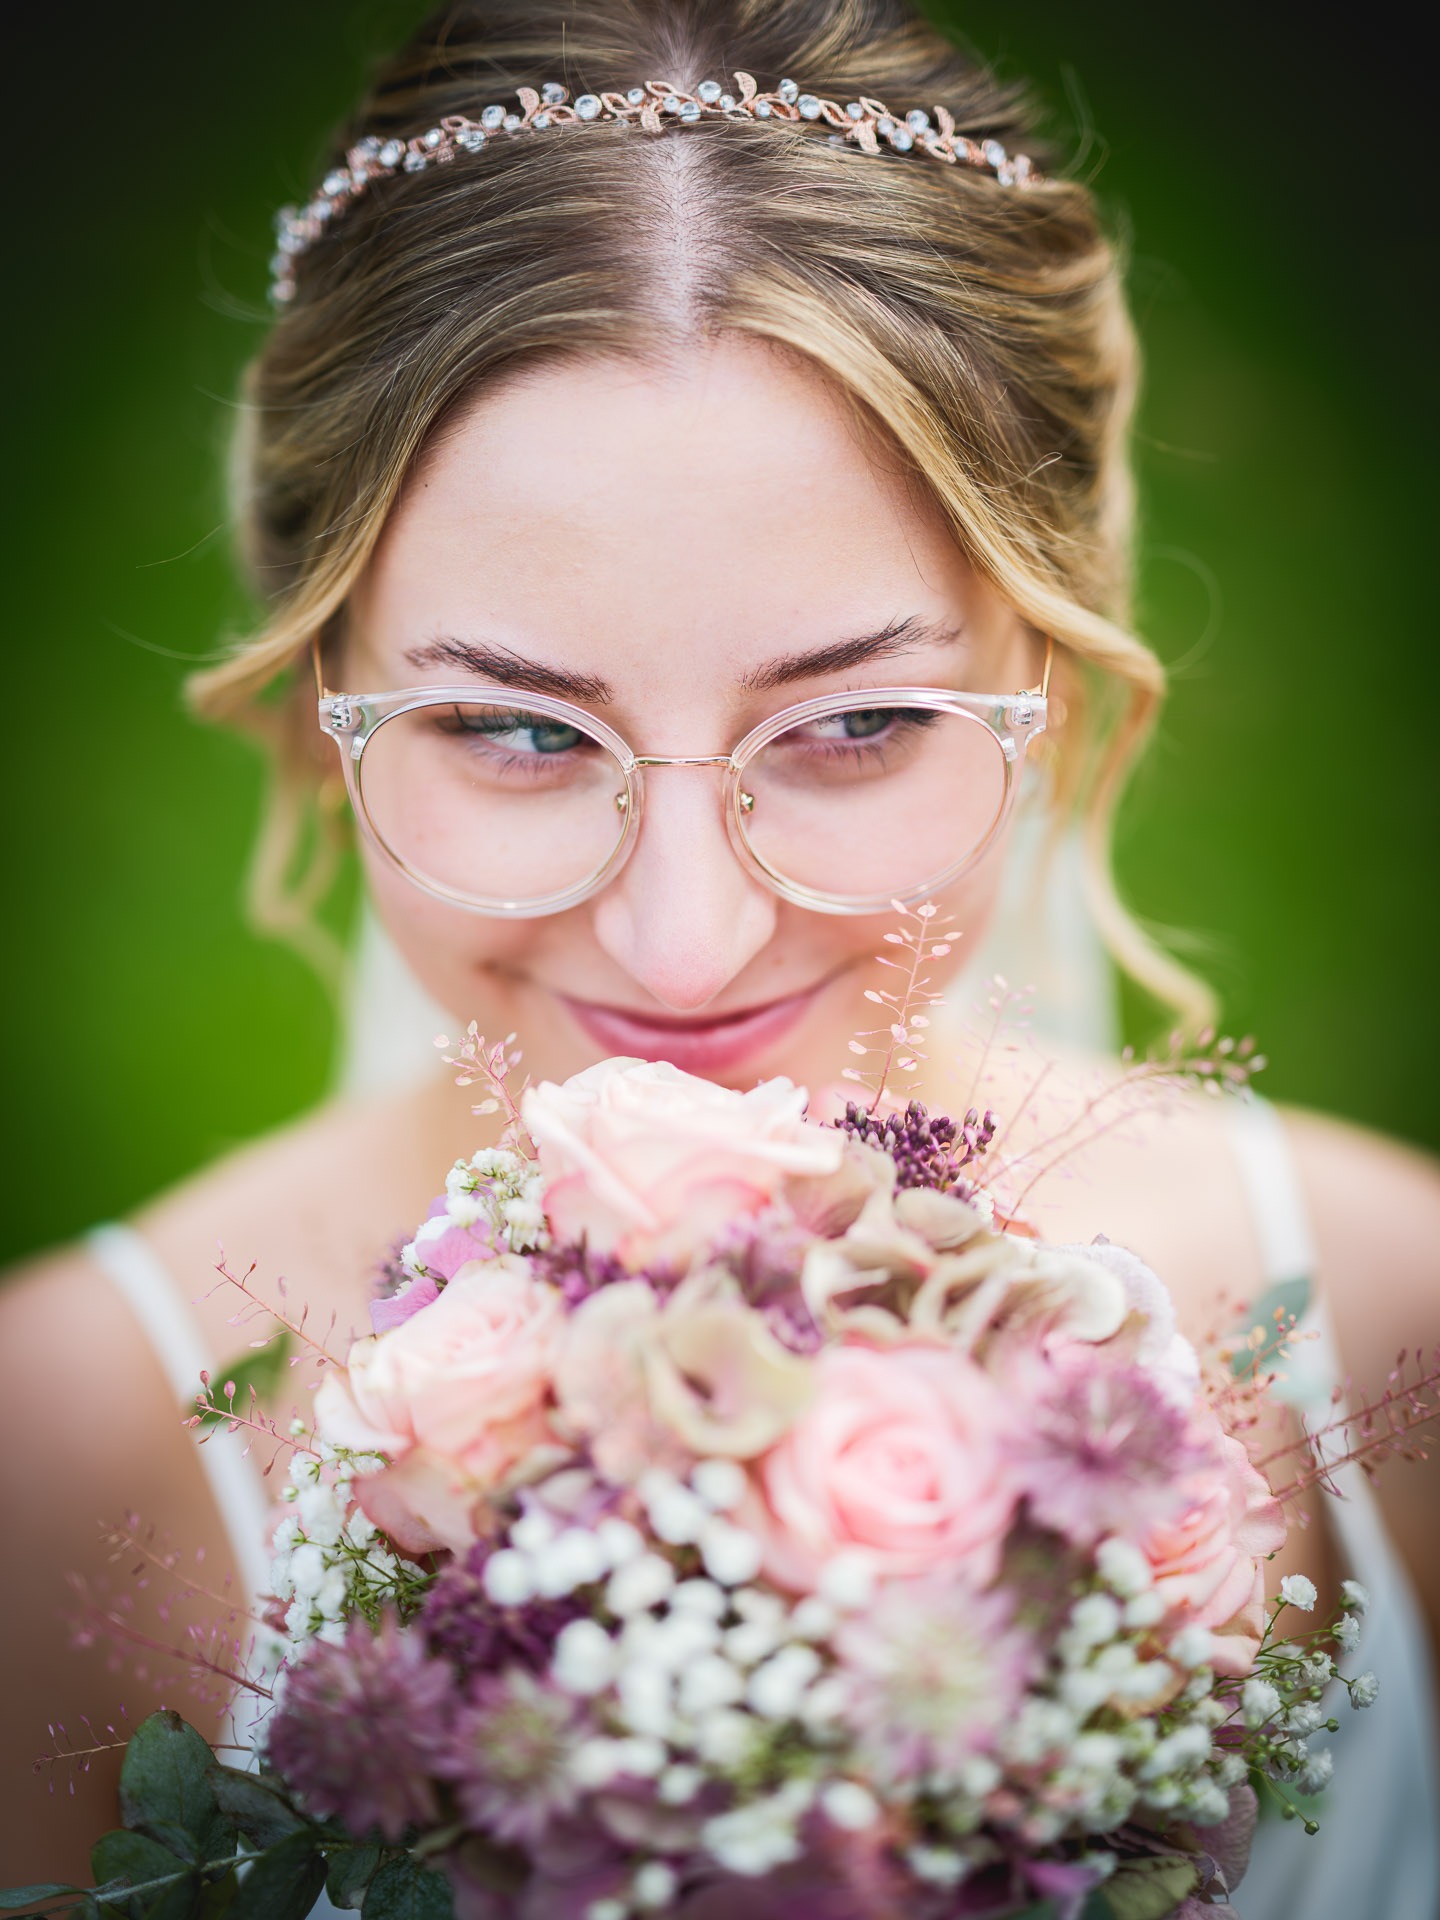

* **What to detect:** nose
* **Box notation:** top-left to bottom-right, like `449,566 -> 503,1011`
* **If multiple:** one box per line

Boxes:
589,766 -> 778,1011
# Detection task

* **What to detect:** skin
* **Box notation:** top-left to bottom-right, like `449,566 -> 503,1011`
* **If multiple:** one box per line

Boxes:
2,338 -> 1436,1882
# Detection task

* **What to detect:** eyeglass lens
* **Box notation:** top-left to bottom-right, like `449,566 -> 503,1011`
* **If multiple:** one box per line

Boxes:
355,698 -> 1008,910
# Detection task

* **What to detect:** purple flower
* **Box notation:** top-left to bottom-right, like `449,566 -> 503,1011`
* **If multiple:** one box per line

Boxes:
415,1193 -> 505,1282
835,1098 -> 995,1193
266,1614 -> 453,1840
708,1205 -> 811,1304
696,1206 -> 825,1350
529,1237 -> 635,1308
835,1576 -> 1037,1788
432,1669 -> 586,1844
421,1542 -> 584,1679
1009,1352 -> 1206,1546
371,1272 -> 440,1334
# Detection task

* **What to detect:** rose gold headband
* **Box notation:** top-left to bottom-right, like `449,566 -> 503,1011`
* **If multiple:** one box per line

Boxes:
272,71 -> 1044,304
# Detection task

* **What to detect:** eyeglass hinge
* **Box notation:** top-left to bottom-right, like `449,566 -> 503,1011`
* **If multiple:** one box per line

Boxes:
326,696 -> 359,734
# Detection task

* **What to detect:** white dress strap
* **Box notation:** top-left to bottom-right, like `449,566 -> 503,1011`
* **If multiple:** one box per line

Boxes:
1223,1096 -> 1317,1285
1220,1100 -> 1440,1920
87,1224 -> 275,1605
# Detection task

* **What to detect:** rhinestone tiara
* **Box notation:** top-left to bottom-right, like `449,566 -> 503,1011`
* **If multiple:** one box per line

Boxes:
272,70 -> 1043,304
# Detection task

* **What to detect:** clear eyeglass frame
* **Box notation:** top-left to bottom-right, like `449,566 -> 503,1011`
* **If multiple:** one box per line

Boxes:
315,640 -> 1051,918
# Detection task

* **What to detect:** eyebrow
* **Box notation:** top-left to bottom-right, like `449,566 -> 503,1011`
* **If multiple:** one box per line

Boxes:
402,614 -> 962,705
737,616 -> 963,692
404,639 -> 612,703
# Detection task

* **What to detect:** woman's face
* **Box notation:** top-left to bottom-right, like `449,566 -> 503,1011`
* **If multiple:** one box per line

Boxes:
341,337 -> 1038,1093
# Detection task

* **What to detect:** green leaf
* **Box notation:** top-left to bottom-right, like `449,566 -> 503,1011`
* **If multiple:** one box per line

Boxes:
0,1891 -> 82,1912
224,1834 -> 325,1920
325,1847 -> 381,1910
119,1716 -> 234,1867
194,1335 -> 292,1428
361,1857 -> 453,1920
207,1769 -> 308,1850
1089,1854 -> 1200,1920
91,1831 -> 199,1920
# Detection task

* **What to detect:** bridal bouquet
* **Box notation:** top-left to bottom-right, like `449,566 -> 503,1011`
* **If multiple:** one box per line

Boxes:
230,1045 -> 1370,1920
8,915 -> 1421,1920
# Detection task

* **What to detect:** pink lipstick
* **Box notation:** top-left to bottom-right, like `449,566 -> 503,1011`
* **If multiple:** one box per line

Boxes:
558,984 -> 822,1077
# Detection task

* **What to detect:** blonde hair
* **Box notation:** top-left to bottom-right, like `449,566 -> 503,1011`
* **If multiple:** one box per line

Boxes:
192,0 -> 1212,1027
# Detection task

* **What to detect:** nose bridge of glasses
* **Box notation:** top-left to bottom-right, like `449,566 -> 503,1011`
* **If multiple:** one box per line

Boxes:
630,753 -> 740,771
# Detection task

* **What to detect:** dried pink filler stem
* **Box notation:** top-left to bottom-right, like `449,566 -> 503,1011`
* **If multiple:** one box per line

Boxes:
1257,1347 -> 1440,1505
99,1514 -> 273,1634
204,1253 -> 344,1374
186,1373 -> 321,1468
843,899 -> 960,1115
440,1023 -> 534,1154
992,1028 -> 1268,1217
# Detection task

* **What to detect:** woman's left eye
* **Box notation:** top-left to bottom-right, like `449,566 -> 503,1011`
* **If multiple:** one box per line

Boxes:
519,720 -> 585,754
806,707 -> 907,743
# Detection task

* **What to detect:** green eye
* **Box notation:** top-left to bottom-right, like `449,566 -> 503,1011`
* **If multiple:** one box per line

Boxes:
527,720 -> 584,753
840,709 -> 894,739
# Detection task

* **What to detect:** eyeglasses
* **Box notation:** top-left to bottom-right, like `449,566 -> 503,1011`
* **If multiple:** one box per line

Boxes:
316,643 -> 1051,918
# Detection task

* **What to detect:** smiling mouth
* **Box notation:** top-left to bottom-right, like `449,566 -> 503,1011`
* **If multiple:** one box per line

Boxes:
556,983 -> 827,1075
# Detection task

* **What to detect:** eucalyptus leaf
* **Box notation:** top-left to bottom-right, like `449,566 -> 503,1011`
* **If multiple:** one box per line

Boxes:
224,1834 -> 326,1920
91,1830 -> 199,1920
208,1768 -> 309,1849
1089,1853 -> 1200,1920
194,1883 -> 239,1919
0,1891 -> 82,1912
361,1856 -> 454,1920
325,1846 -> 381,1910
119,1716 -> 233,1867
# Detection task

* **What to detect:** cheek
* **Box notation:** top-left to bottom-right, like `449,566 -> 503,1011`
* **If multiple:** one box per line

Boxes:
924,816 -> 1016,950
361,846 -> 535,1019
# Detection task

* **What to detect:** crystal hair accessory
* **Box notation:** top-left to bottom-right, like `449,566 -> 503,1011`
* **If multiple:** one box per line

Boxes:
272,70 -> 1044,303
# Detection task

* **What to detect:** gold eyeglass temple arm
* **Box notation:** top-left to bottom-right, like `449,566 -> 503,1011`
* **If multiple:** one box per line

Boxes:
1026,635 -> 1055,699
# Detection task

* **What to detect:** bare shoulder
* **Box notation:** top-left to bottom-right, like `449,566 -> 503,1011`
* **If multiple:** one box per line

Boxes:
0,1077 -> 476,1876
1279,1104 -> 1440,1345
1277,1107 -> 1440,1657
0,1247 -> 243,1876
129,1073 -> 476,1360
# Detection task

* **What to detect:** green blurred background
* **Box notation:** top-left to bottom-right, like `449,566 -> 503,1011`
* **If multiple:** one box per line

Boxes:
3,2 -> 1435,1266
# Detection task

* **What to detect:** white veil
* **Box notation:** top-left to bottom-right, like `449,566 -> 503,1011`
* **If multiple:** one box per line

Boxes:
335,806 -> 1117,1097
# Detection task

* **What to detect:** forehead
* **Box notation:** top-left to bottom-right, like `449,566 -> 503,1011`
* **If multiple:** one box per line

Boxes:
349,336 -> 986,692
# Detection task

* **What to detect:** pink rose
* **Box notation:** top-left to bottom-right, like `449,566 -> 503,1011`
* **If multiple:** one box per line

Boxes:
1143,1415 -> 1286,1673
750,1343 -> 1018,1591
315,1259 -> 564,1552
521,1058 -> 843,1268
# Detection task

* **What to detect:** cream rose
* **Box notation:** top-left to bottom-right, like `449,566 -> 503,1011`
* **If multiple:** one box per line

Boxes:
750,1342 -> 1019,1591
521,1058 -> 843,1267
553,1273 -> 815,1483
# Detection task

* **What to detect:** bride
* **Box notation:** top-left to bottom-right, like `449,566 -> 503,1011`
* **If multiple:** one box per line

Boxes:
2,2 -> 1435,1912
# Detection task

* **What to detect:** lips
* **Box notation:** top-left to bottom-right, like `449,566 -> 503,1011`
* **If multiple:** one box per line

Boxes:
557,984 -> 822,1077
